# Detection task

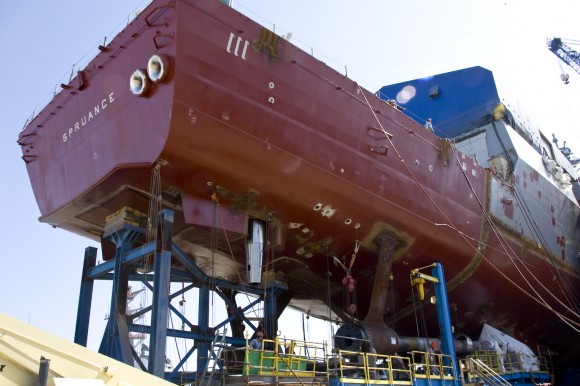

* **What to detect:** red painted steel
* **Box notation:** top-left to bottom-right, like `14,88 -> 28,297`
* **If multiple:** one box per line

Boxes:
18,0 -> 579,368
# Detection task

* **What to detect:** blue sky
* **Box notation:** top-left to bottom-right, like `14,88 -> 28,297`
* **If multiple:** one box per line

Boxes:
236,0 -> 580,151
1,0 -> 579,354
1,0 -> 152,351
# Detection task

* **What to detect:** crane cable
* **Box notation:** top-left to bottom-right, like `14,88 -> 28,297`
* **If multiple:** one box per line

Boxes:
368,85 -> 580,328
356,84 -> 580,331
488,120 -> 580,313
451,146 -> 580,330
211,193 -> 262,322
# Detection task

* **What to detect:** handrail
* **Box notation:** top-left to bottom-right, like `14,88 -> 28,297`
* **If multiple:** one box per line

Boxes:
461,357 -> 511,386
471,349 -> 550,375
223,342 -> 550,386
232,336 -> 327,379
410,350 -> 456,380
332,350 -> 437,385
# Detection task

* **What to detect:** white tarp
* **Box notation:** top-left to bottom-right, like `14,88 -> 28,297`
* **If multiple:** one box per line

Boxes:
478,323 -> 539,372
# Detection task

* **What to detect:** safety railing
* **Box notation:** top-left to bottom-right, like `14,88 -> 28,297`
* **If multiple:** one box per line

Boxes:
224,336 -> 328,378
409,351 -> 456,381
331,350 -> 455,385
470,350 -> 551,375
535,354 -> 551,373
459,357 -> 510,386
366,352 -> 412,385
330,350 -> 368,384
459,350 -> 553,386
222,344 -> 550,386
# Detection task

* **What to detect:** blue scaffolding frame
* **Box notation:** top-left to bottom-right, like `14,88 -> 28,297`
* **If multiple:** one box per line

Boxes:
74,209 -> 287,383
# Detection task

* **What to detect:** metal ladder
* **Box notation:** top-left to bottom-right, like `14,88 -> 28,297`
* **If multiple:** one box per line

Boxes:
199,330 -> 228,386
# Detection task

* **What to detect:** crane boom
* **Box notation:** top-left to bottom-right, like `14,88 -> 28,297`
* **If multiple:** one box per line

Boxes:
548,37 -> 580,78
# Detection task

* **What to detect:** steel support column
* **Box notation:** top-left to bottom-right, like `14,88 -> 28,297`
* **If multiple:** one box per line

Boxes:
196,283 -> 211,382
74,246 -> 97,346
263,283 -> 287,341
149,209 -> 173,377
431,262 -> 461,381
77,207 -> 292,382
99,226 -> 143,364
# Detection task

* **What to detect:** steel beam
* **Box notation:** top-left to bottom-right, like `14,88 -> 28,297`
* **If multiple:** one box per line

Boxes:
196,283 -> 211,380
99,227 -> 142,364
431,262 -> 461,381
76,208 -> 290,382
74,246 -> 97,346
149,209 -> 173,377
263,283 -> 287,341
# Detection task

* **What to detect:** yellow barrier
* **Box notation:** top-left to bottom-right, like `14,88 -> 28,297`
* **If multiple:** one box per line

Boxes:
241,337 -> 327,378
331,350 -> 414,385
224,338 -> 462,386
410,351 -> 455,380
470,350 -> 550,375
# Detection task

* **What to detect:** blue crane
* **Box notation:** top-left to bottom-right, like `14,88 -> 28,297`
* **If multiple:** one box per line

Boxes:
547,37 -> 580,83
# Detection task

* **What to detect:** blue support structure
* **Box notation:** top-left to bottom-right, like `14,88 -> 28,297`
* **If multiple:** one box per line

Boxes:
149,209 -> 173,377
430,262 -> 461,382
197,283 -> 210,379
74,246 -> 97,346
263,284 -> 286,341
99,225 -> 144,365
76,207 -> 289,383
410,263 -> 462,386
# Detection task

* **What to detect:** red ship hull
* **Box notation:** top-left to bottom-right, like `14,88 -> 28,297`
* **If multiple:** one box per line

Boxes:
19,0 -> 580,369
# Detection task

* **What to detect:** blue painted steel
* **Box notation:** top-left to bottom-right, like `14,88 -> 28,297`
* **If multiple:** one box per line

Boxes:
76,208 -> 288,382
99,227 -> 142,364
74,246 -> 97,347
171,242 -> 269,295
126,323 -> 246,346
168,345 -> 196,380
548,38 -> 580,76
503,371 -> 552,385
149,209 -> 173,377
334,380 -> 456,386
167,371 -> 196,385
377,66 -> 500,138
170,242 -> 208,281
197,283 -> 211,379
264,284 -> 287,340
169,302 -> 195,331
213,297 -> 261,331
431,263 -> 461,383
88,239 -> 155,278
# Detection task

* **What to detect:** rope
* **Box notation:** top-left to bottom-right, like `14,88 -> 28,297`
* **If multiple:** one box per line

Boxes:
325,253 -> 335,350
213,196 -> 260,322
451,147 -> 580,330
356,83 -> 474,246
146,163 -> 162,268
356,83 -> 580,332
480,122 -> 580,315
511,181 -> 580,310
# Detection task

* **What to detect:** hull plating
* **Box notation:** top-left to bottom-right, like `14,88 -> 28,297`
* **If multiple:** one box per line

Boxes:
19,0 -> 580,369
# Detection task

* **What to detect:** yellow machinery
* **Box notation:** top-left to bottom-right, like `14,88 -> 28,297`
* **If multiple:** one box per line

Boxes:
0,313 -> 173,386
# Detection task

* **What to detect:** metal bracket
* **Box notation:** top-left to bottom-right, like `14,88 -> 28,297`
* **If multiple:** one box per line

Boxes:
145,1 -> 175,27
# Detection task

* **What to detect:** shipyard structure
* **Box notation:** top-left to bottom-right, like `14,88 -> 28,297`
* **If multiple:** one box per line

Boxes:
13,0 -> 580,384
